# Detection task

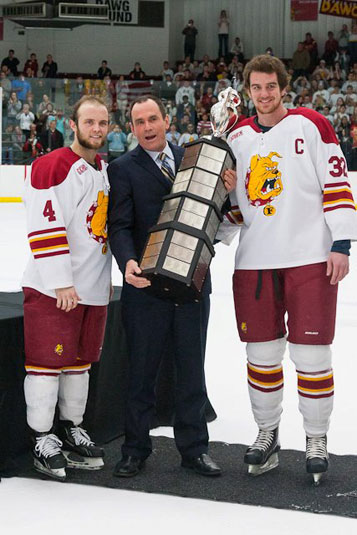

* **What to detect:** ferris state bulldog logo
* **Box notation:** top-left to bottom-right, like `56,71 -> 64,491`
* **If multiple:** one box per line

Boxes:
245,152 -> 283,216
86,190 -> 109,254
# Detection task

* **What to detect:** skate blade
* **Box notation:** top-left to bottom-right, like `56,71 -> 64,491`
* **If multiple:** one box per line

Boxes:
247,452 -> 279,476
63,451 -> 104,470
312,472 -> 323,486
33,459 -> 66,481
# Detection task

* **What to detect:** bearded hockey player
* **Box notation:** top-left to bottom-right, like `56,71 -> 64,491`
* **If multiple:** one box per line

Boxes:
218,55 -> 357,484
22,96 -> 111,480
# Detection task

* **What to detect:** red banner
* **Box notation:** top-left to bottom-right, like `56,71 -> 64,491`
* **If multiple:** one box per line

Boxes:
320,0 -> 357,19
291,0 -> 319,20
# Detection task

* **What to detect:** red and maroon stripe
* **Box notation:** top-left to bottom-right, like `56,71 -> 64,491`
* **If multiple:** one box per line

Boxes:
30,235 -> 69,251
248,366 -> 283,385
34,250 -> 70,260
299,391 -> 334,400
324,204 -> 356,213
323,191 -> 354,203
298,376 -> 334,390
248,380 -> 283,393
28,226 -> 66,238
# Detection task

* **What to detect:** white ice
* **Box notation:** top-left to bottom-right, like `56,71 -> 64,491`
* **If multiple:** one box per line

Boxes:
0,202 -> 356,535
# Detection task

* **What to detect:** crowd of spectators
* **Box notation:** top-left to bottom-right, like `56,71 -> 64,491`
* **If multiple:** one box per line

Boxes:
3,20 -> 357,170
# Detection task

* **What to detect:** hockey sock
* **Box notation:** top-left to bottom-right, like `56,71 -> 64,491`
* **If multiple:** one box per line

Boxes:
24,374 -> 59,433
58,371 -> 90,425
289,343 -> 334,436
246,338 -> 286,430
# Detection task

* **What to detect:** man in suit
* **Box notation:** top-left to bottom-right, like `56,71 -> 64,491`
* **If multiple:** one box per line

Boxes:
108,95 -> 235,478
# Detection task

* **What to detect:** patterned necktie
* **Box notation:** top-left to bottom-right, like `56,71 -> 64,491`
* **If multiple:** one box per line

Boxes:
159,152 -> 175,183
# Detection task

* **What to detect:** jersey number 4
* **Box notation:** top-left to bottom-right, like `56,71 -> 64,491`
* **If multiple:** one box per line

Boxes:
43,200 -> 56,222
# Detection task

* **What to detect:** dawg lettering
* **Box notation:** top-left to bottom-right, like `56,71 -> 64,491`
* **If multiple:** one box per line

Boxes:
245,152 -> 283,213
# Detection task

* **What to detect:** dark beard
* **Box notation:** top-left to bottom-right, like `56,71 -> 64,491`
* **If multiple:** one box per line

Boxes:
76,128 -> 106,149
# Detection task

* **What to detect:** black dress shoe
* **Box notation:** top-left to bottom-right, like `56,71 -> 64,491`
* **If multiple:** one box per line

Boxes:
181,454 -> 221,476
113,455 -> 145,478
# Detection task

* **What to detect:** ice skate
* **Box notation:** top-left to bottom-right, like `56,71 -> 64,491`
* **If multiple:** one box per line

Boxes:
244,428 -> 280,476
32,432 -> 67,481
306,435 -> 328,486
58,420 -> 104,470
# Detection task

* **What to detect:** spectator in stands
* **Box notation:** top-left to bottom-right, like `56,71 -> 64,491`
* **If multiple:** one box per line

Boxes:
312,60 -> 330,80
303,32 -> 318,72
182,19 -> 198,61
338,24 -> 350,53
129,62 -> 146,80
55,109 -> 69,138
2,124 -> 15,164
37,94 -> 52,115
161,61 -> 174,80
7,91 -> 22,126
41,54 -> 58,78
348,20 -> 357,66
176,95 -> 195,123
283,93 -> 295,109
291,42 -> 310,81
321,105 -> 334,124
192,60 -> 201,79
344,85 -> 357,113
166,123 -> 180,145
230,37 -> 244,62
218,9 -> 229,58
302,94 -> 313,109
24,53 -> 39,77
323,31 -> 339,66
165,100 -> 177,121
329,87 -> 345,108
40,118 -> 64,152
23,123 -> 43,163
342,72 -> 357,92
107,124 -> 127,162
178,122 -> 198,146
1,49 -> 20,77
69,76 -> 86,105
329,61 -> 346,82
16,103 -> 35,140
0,71 -> 12,101
173,64 -> 185,83
339,125 -> 353,169
292,75 -> 311,94
312,81 -> 330,106
197,112 -> 212,135
11,73 -> 31,102
200,86 -> 214,111
97,60 -> 112,80
333,103 -> 349,129
159,74 -> 177,100
183,68 -> 194,81
265,47 -> 274,56
175,80 -> 195,106
182,56 -> 194,72
126,131 -> 138,151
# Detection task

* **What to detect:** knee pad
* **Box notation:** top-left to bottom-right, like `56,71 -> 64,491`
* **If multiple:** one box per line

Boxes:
246,337 -> 287,366
289,343 -> 332,373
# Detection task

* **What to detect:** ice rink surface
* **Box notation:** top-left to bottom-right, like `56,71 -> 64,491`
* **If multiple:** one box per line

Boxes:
1,203 -> 356,534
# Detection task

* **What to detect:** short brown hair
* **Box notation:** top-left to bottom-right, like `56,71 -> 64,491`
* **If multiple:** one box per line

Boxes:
129,95 -> 166,123
243,54 -> 289,92
71,96 -> 108,124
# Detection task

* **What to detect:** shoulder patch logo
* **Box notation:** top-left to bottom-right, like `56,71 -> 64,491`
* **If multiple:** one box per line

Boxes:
86,190 -> 109,254
76,164 -> 87,175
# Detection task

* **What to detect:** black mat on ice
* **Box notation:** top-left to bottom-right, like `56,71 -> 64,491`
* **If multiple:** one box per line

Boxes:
15,436 -> 357,519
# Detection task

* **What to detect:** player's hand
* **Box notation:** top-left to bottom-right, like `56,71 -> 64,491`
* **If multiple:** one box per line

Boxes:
326,252 -> 349,285
125,259 -> 151,288
222,169 -> 237,193
55,286 -> 81,312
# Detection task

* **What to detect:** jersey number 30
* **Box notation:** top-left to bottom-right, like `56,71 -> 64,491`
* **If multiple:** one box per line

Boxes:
43,200 -> 56,222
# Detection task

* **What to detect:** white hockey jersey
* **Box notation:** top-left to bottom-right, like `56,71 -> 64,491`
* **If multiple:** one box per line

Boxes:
217,108 -> 357,270
22,147 -> 112,305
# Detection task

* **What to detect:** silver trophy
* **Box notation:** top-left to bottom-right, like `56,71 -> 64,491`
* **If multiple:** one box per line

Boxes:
139,87 -> 240,303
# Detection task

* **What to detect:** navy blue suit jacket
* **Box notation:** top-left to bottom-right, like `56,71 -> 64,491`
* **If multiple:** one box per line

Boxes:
107,142 -> 211,299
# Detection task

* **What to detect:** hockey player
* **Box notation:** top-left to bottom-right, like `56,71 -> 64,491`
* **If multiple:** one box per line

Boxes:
22,95 -> 111,481
218,55 -> 357,484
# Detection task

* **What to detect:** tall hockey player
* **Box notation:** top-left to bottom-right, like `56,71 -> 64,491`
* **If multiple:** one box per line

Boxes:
218,55 -> 357,484
22,96 -> 111,481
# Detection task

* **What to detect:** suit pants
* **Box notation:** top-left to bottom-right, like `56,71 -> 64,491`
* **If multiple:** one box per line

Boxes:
121,286 -> 210,459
